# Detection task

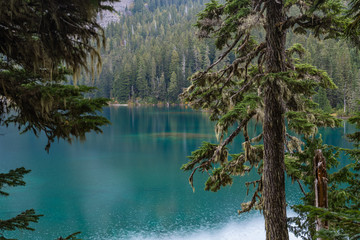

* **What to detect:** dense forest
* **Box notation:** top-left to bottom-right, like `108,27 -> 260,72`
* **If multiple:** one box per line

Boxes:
82,0 -> 360,113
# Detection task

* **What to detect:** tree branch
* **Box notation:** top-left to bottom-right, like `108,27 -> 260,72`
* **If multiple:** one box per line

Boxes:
193,33 -> 244,81
210,110 -> 257,163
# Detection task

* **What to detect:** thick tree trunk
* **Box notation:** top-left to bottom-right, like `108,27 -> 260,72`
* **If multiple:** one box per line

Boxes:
263,0 -> 289,239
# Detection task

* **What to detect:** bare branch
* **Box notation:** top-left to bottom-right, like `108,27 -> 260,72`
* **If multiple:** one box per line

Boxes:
297,179 -> 306,196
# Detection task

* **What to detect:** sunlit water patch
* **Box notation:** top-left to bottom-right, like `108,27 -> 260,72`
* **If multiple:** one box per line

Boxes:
90,212 -> 299,240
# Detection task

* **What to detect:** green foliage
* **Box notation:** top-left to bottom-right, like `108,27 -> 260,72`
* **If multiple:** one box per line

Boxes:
168,72 -> 179,102
313,87 -> 332,113
286,110 -> 341,136
0,0 -> 116,81
182,142 -> 219,171
347,111 -> 360,146
0,168 -> 43,239
196,0 -> 252,49
291,205 -> 360,240
90,1 -> 213,103
93,1 -> 360,110
291,34 -> 360,113
287,136 -> 360,240
0,0 -> 115,238
0,210 -> 42,234
215,94 -> 260,139
179,1 -> 360,239
0,168 -> 31,197
2,79 -> 110,152
57,232 -> 82,240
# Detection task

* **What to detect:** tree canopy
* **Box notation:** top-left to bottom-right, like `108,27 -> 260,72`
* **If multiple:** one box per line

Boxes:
0,0 -> 116,238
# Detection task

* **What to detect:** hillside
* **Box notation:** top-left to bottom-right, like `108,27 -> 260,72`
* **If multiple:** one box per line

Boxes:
97,0 -> 133,27
87,0 -> 360,113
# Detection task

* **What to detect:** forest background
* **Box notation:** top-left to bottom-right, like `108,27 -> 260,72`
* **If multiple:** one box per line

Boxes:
81,0 -> 360,115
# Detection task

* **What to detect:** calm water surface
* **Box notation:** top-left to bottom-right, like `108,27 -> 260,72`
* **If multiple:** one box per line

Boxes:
0,107 -> 356,239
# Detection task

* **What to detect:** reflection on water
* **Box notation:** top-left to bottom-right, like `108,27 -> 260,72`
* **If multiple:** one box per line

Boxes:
0,106 -> 356,239
152,132 -> 215,139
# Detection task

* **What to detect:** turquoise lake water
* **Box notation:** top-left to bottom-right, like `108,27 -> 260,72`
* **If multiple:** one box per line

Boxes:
0,107 -> 356,240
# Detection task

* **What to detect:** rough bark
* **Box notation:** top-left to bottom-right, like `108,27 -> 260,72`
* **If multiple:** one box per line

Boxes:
263,0 -> 289,239
314,149 -> 328,239
344,83 -> 347,113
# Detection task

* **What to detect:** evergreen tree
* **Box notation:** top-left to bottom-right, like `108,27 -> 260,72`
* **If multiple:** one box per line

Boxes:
170,49 -> 180,76
136,58 -> 148,99
156,72 -> 167,101
200,44 -> 211,69
133,0 -> 144,13
168,72 -> 179,102
113,62 -> 132,102
95,63 -> 113,98
180,0 -> 358,239
149,57 -> 157,98
313,87 -> 332,113
186,35 -> 197,75
0,0 -> 115,238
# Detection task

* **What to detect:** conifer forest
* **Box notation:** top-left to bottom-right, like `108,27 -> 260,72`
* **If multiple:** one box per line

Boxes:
90,0 -> 360,115
1,0 -> 360,240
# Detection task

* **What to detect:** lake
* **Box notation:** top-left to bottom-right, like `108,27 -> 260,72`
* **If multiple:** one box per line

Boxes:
0,106 -> 355,240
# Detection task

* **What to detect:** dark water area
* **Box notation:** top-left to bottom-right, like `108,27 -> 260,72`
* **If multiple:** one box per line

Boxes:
0,106 -> 356,239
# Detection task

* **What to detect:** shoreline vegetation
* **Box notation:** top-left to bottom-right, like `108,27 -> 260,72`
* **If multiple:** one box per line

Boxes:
107,101 -> 355,119
108,102 -> 189,107
108,99 -> 189,108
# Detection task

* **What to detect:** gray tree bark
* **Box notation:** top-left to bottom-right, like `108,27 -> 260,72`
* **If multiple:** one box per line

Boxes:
263,0 -> 289,239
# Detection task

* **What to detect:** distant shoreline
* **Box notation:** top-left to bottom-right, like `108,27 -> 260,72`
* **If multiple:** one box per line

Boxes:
109,103 -> 128,107
108,102 -> 190,108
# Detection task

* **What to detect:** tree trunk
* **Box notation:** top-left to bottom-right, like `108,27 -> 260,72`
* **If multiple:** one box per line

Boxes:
344,82 -> 347,113
263,0 -> 289,239
314,149 -> 328,240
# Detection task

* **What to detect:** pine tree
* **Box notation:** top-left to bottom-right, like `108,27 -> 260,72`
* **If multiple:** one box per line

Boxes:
157,72 -> 167,101
168,72 -> 179,102
149,57 -> 157,98
0,0 -> 115,238
136,58 -> 148,99
314,87 -> 332,113
180,0 -> 358,239
200,44 -> 211,69
170,49 -> 180,76
133,0 -> 144,13
113,62 -> 132,103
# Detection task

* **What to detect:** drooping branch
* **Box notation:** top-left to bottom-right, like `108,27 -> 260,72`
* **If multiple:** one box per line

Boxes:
281,13 -> 345,38
211,110 -> 257,162
0,168 -> 31,196
238,179 -> 263,214
215,40 -> 265,87
0,209 -> 43,232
